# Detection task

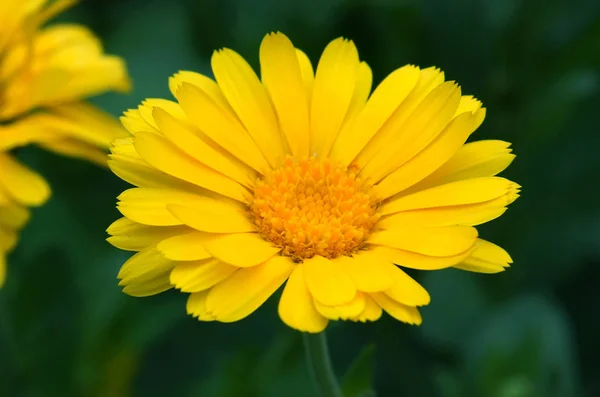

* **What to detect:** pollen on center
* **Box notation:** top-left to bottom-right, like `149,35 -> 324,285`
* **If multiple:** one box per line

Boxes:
250,156 -> 380,260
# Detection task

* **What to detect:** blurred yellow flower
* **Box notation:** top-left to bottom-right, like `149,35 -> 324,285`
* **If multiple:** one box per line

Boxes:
0,0 -> 130,286
108,32 -> 519,333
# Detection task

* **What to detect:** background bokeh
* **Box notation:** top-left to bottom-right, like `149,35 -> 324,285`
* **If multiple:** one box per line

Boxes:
2,0 -> 600,396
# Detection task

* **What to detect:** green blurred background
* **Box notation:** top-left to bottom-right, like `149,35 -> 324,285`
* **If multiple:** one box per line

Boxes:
2,0 -> 600,396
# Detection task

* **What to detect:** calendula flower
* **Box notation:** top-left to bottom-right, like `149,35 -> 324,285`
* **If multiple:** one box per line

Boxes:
108,32 -> 518,333
0,0 -> 130,286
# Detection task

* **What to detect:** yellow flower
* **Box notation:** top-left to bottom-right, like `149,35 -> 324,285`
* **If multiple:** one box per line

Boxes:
0,0 -> 131,286
108,32 -> 519,333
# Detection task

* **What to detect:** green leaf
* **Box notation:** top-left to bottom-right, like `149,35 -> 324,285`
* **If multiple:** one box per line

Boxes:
341,344 -> 377,397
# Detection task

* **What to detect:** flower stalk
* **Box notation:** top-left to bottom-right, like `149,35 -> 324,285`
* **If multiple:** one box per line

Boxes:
303,331 -> 344,397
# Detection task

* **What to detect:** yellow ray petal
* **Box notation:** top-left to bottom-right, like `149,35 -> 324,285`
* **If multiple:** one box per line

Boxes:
201,233 -> 281,267
108,145 -> 205,194
187,290 -> 216,321
260,32 -> 310,159
370,293 -> 422,325
205,255 -> 295,322
368,226 -> 478,257
153,107 -> 255,187
169,71 -> 233,114
331,65 -> 420,166
211,48 -> 286,167
0,255 -> 5,288
0,228 -> 17,252
0,152 -> 50,206
455,238 -> 513,273
361,81 -> 461,183
171,258 -> 238,293
156,231 -> 212,261
116,188 -> 188,226
385,267 -> 430,306
372,245 -> 474,270
303,255 -> 356,306
349,294 -> 382,323
121,109 -> 159,135
176,82 -> 271,174
328,62 -> 373,161
167,202 -> 254,234
372,108 -> 485,200
414,140 -> 516,190
314,292 -> 366,320
295,49 -> 314,104
278,264 -> 328,333
378,195 -> 514,229
106,217 -> 191,251
133,132 -> 248,202
336,250 -> 395,292
309,38 -> 360,157
355,67 -> 445,168
122,275 -> 172,297
0,203 -> 30,230
381,177 -> 519,216
38,138 -> 108,167
117,247 -> 175,292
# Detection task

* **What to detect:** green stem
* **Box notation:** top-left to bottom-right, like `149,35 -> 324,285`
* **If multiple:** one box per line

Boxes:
302,332 -> 344,397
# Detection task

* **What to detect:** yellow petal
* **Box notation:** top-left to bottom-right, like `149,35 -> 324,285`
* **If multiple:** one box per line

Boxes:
260,32 -> 310,159
176,82 -> 271,174
187,290 -> 216,321
122,276 -> 172,297
121,109 -> 159,135
373,245 -> 474,270
368,226 -> 478,257
454,95 -> 483,117
201,233 -> 281,267
205,255 -> 295,322
303,255 -> 356,306
108,148 -> 204,193
0,254 -> 5,287
295,49 -> 314,104
0,152 -> 50,206
349,294 -> 382,323
355,67 -> 445,169
370,293 -> 422,325
381,177 -> 520,216
314,292 -> 366,320
455,238 -> 513,273
167,201 -> 255,234
415,140 -> 515,189
116,188 -> 187,226
133,132 -> 249,202
38,138 -> 109,167
169,71 -> 232,114
211,48 -> 286,167
385,267 -> 430,306
0,228 -> 17,252
336,249 -> 395,292
310,38 -> 360,157
378,196 -> 513,229
156,231 -> 212,261
278,264 -> 328,333
137,99 -> 187,131
171,258 -> 238,292
117,247 -> 175,296
106,217 -> 191,251
0,203 -> 30,230
361,81 -> 461,183
153,107 -> 255,187
372,109 -> 485,200
331,65 -> 420,166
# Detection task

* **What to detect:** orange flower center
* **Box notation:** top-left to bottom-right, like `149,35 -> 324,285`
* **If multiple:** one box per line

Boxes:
250,157 -> 380,260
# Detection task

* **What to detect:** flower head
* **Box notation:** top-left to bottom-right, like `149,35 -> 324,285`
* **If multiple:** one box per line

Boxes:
108,32 -> 518,332
0,0 -> 130,286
